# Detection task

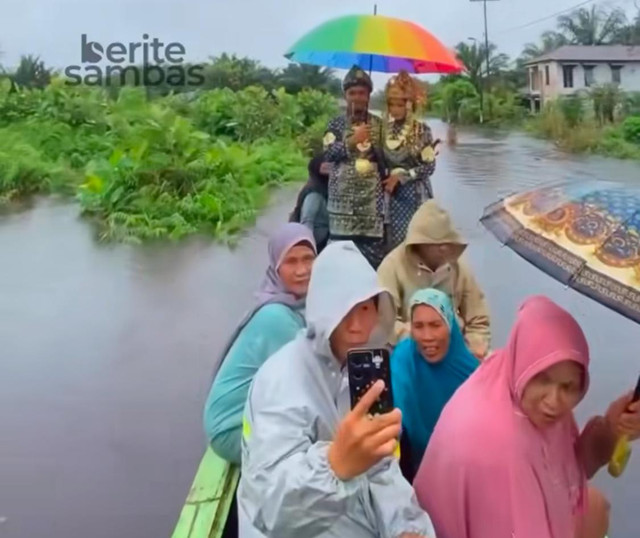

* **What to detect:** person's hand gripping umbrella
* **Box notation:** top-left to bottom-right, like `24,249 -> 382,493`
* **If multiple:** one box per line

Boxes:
608,373 -> 640,477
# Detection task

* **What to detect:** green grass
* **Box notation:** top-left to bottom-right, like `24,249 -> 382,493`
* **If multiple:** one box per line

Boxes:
525,102 -> 640,161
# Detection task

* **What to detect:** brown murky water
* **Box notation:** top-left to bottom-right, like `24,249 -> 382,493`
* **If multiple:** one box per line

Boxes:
1,122 -> 639,537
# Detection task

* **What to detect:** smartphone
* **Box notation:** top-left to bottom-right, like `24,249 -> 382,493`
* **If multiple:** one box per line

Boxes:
346,347 -> 393,415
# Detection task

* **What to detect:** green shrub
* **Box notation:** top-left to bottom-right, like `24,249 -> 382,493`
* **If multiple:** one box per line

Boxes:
0,82 -> 332,240
558,95 -> 584,127
621,116 -> 640,144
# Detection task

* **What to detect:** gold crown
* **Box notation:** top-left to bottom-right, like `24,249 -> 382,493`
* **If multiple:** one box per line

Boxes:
387,85 -> 407,100
385,70 -> 426,107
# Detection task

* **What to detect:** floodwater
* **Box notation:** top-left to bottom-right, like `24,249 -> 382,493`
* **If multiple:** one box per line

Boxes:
1,121 -> 639,537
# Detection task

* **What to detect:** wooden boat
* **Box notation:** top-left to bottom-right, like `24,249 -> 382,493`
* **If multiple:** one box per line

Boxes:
171,447 -> 613,538
171,448 -> 239,538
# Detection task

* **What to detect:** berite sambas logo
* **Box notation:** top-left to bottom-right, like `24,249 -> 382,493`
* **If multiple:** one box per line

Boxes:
65,34 -> 205,86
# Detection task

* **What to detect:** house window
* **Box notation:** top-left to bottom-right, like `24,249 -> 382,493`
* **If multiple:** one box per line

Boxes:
545,65 -> 550,85
611,65 -> 622,84
584,65 -> 595,87
530,66 -> 540,91
562,65 -> 574,88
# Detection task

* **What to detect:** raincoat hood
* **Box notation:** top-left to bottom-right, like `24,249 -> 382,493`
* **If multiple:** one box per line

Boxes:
405,200 -> 466,249
238,240 -> 437,538
305,241 -> 395,359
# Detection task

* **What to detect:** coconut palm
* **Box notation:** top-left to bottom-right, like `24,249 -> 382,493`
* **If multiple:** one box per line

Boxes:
614,11 -> 640,45
277,64 -> 341,95
454,41 -> 510,92
10,55 -> 52,89
520,31 -> 569,62
557,5 -> 627,45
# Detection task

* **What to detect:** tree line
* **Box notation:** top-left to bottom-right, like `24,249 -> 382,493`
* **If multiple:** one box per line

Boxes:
1,2 -> 639,117
0,52 -> 343,97
418,3 -> 640,124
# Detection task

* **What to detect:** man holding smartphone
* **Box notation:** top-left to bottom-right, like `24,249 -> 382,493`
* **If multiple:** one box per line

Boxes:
236,241 -> 435,538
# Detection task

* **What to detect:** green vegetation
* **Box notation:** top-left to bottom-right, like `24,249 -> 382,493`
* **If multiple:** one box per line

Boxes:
415,2 -> 640,159
1,0 -> 639,244
0,72 -> 338,243
516,4 -> 640,159
526,87 -> 640,160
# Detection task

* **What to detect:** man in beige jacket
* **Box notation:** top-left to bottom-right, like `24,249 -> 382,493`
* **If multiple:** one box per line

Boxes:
377,200 -> 491,359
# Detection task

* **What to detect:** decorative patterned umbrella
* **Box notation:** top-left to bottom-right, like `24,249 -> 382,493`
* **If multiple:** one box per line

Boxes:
284,14 -> 463,74
480,180 -> 640,324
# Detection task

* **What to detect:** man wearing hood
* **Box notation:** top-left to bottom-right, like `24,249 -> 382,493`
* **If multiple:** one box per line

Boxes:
237,241 -> 435,538
377,200 -> 491,359
322,65 -> 388,269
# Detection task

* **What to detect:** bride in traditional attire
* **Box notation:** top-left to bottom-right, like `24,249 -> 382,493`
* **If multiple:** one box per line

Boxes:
381,70 -> 438,250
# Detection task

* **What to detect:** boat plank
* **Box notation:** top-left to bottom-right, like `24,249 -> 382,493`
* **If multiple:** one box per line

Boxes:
172,447 -> 240,538
187,448 -> 229,503
172,503 -> 197,538
191,502 -> 219,538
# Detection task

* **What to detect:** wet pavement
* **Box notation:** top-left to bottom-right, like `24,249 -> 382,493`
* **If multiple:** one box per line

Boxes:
1,121 -> 639,537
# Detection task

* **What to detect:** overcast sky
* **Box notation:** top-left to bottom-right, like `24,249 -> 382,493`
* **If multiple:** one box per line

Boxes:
1,0 -> 638,87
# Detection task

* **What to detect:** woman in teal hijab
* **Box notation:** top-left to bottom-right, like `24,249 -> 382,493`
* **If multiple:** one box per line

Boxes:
391,288 -> 479,478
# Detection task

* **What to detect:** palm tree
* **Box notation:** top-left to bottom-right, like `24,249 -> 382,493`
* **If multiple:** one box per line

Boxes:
204,53 -> 277,91
277,64 -> 341,95
614,11 -> 640,45
520,31 -> 569,62
454,41 -> 510,92
556,5 -> 627,45
10,54 -> 52,89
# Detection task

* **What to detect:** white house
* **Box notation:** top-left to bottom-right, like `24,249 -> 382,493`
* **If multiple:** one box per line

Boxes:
524,45 -> 640,110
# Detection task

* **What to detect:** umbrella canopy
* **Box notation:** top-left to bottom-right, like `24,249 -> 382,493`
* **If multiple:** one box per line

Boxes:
480,180 -> 640,324
285,14 -> 463,74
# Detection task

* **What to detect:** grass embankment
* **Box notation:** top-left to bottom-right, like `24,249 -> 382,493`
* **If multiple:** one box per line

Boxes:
0,78 -> 337,243
424,78 -> 640,161
524,97 -> 640,161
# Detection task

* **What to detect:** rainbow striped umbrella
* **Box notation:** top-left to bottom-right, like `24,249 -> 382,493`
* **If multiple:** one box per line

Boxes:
285,14 -> 463,74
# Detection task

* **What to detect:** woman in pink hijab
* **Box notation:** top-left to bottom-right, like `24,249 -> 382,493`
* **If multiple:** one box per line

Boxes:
413,295 -> 640,538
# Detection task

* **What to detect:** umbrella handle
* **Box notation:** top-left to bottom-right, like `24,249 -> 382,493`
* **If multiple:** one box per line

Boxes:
608,374 -> 640,478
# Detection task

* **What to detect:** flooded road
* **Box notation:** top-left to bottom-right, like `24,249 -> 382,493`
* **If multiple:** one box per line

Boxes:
1,122 -> 639,537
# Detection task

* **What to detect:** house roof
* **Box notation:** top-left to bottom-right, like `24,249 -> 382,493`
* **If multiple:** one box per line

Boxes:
524,45 -> 640,65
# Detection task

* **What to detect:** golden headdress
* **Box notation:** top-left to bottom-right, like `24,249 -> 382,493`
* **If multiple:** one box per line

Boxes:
384,70 -> 426,112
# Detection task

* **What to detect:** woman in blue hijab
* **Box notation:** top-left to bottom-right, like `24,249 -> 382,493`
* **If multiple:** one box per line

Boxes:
391,288 -> 479,478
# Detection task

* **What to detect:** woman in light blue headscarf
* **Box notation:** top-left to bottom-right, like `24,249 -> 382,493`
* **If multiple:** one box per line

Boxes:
391,288 -> 479,478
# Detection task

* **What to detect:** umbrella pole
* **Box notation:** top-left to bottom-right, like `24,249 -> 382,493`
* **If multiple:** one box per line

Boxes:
369,4 -> 377,76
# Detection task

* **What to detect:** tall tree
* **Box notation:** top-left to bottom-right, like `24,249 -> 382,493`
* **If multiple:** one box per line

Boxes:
556,5 -> 627,45
614,10 -> 640,45
520,31 -> 569,62
277,64 -> 341,95
455,41 -> 510,92
204,53 -> 277,91
10,54 -> 52,89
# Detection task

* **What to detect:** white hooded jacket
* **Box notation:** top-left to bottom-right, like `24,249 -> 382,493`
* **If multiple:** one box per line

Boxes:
237,241 -> 436,537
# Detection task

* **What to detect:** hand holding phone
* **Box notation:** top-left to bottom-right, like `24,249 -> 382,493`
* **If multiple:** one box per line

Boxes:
328,379 -> 402,481
347,347 -> 394,414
